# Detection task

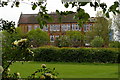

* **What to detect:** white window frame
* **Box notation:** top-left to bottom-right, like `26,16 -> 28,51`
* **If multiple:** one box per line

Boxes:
56,25 -> 60,31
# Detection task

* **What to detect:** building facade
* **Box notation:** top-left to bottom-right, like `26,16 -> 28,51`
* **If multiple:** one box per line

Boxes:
18,13 -> 95,42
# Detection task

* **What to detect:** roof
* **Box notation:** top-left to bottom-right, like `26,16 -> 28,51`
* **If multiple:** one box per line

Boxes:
18,13 -> 96,24
18,13 -> 77,24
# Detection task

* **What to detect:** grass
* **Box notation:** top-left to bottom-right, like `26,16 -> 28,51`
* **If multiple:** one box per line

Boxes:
9,62 -> 118,78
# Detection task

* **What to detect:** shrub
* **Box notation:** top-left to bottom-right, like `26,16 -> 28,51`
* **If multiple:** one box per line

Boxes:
27,28 -> 49,47
109,41 -> 120,48
55,31 -> 84,47
91,36 -> 104,47
33,47 -> 119,63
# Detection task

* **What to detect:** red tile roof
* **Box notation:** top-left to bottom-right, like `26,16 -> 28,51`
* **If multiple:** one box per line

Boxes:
18,13 -> 77,24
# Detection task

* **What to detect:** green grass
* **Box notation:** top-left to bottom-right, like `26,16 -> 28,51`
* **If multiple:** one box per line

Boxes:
9,62 -> 118,78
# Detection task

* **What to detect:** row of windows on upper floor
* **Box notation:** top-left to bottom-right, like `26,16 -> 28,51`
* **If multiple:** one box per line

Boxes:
28,24 -> 93,32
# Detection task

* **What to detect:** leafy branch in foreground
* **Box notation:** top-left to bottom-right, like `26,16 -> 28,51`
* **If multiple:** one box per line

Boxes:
0,19 -> 16,33
28,64 -> 58,80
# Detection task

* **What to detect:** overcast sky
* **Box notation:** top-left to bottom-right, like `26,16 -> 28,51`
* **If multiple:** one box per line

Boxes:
0,0 -> 118,26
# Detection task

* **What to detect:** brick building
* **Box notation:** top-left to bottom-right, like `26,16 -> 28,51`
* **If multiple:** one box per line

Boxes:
18,13 -> 95,42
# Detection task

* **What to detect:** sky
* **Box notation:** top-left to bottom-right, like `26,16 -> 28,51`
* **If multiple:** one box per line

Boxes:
0,0 -> 118,26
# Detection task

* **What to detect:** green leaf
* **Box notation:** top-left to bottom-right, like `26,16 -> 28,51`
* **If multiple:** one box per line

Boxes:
100,3 -> 107,9
72,2 -> 76,8
95,2 -> 99,7
116,10 -> 120,14
80,2 -> 88,6
64,2 -> 69,8
106,12 -> 109,18
15,2 -> 19,7
103,8 -> 106,13
90,2 -> 94,7
32,3 -> 37,10
113,11 -> 116,15
56,10 -> 59,14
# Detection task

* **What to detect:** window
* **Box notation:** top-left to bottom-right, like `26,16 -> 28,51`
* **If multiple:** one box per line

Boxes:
55,35 -> 59,38
56,25 -> 60,31
50,35 -> 54,42
76,24 -> 80,31
53,25 -> 56,31
72,24 -> 80,31
67,24 -> 71,30
61,24 -> 65,31
43,25 -> 48,31
62,24 -> 71,31
28,25 -> 32,31
34,25 -> 39,29
50,25 -> 53,31
83,24 -> 87,32
45,25 -> 48,31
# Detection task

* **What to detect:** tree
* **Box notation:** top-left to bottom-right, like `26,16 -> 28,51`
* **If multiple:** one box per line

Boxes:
91,36 -> 104,47
27,28 -> 49,47
2,27 -> 24,57
55,31 -> 84,47
55,35 -> 71,47
66,31 -> 84,47
86,11 -> 111,47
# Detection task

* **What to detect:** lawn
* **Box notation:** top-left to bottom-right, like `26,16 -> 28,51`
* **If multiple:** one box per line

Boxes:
9,62 -> 118,78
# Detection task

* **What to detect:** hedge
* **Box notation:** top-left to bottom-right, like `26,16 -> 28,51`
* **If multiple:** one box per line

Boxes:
32,47 -> 120,63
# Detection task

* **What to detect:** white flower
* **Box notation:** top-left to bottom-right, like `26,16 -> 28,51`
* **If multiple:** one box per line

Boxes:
40,75 -> 45,79
45,73 -> 52,77
13,40 -> 19,46
13,39 -> 27,46
18,39 -> 27,43
41,64 -> 46,68
52,75 -> 57,79
0,66 -> 4,73
16,72 -> 20,76
31,45 -> 33,48
7,68 -> 10,72
32,53 -> 34,57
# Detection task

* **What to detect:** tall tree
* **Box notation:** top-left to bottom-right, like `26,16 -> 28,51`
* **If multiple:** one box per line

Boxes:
27,28 -> 49,47
86,11 -> 111,47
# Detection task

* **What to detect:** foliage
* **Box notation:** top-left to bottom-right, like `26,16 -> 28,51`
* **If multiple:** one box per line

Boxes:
91,36 -> 104,47
109,41 -> 120,48
2,27 -> 24,60
33,47 -> 119,63
55,31 -> 84,47
62,1 -> 120,18
55,35 -> 71,47
2,38 -> 34,78
27,28 -> 49,47
66,31 -> 84,47
86,13 -> 110,46
3,68 -> 21,79
0,19 -> 16,33
28,64 -> 58,80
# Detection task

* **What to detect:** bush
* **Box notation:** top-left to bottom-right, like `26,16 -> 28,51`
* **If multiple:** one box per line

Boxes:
55,31 -> 84,47
33,47 -> 119,63
27,28 -> 49,47
109,41 -> 120,48
91,36 -> 104,47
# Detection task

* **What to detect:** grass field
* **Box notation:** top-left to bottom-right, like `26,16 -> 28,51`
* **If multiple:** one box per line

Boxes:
9,62 -> 118,78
